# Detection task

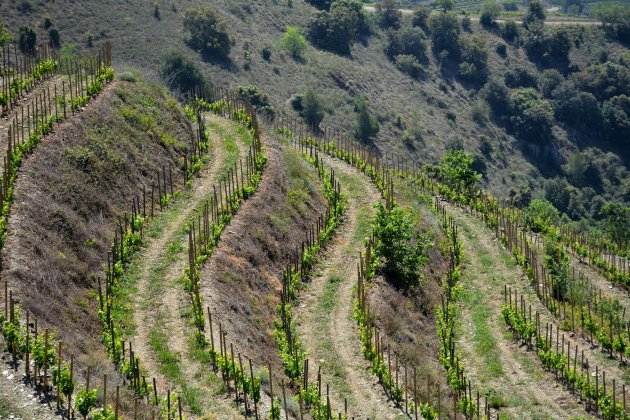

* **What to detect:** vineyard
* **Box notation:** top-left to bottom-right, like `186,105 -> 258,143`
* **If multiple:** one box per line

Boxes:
0,14 -> 630,420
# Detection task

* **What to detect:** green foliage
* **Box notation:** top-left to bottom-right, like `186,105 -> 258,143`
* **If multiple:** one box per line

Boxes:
480,0 -> 501,27
504,68 -> 538,89
594,3 -> 630,44
183,6 -> 231,60
523,28 -> 571,67
438,149 -> 481,194
544,233 -> 570,301
458,35 -> 488,84
602,94 -> 630,142
52,363 -> 75,397
601,202 -> 630,248
394,54 -> 423,79
524,199 -> 559,233
539,69 -> 564,97
160,51 -> 205,94
91,407 -> 116,420
306,0 -> 332,10
0,22 -> 12,47
281,26 -> 307,60
524,0 -> 546,29
308,0 -> 368,55
75,389 -> 98,418
502,20 -> 519,42
237,85 -> 274,116
385,26 -> 427,62
429,12 -> 460,60
508,88 -> 554,143
353,99 -> 379,143
411,6 -> 430,32
378,0 -> 402,29
18,26 -> 36,54
373,203 -> 428,290
298,90 -> 325,128
48,28 -> 60,48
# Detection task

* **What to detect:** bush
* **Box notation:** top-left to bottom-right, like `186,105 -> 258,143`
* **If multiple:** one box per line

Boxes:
18,27 -> 36,54
502,20 -> 519,42
281,26 -> 307,60
237,85 -> 274,116
385,26 -> 427,61
160,51 -> 205,94
482,78 -> 511,118
523,28 -> 571,67
504,68 -> 538,89
539,69 -> 564,97
496,43 -> 507,57
373,203 -> 428,290
552,82 -> 602,129
594,3 -> 630,44
458,35 -> 488,84
395,54 -> 423,78
354,99 -> 379,143
412,6 -> 431,32
48,28 -> 60,48
299,90 -> 325,128
308,0 -> 368,55
574,62 -> 630,101
429,12 -> 460,60
462,16 -> 472,31
439,149 -> 481,192
602,94 -> 630,144
524,0 -> 546,29
508,88 -> 554,143
378,0 -> 402,29
524,199 -> 559,233
183,6 -> 231,60
0,23 -> 12,47
480,0 -> 501,27
306,0 -> 332,10
261,47 -> 272,61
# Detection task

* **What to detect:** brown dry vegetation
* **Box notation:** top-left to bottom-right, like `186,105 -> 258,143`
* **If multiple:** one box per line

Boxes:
1,77 -> 194,403
200,136 -> 327,382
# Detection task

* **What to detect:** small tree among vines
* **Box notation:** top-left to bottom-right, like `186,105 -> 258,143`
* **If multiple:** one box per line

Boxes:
373,203 -> 429,290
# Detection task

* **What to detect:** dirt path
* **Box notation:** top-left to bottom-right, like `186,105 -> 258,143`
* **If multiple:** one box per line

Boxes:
130,114 -> 246,418
295,155 -> 403,419
445,203 -> 592,418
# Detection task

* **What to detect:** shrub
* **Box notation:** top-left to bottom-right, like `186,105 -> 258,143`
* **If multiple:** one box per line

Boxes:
502,20 -> 519,42
0,23 -> 12,47
183,6 -> 231,60
308,0 -> 368,55
552,82 -> 602,129
458,35 -> 488,84
18,27 -> 36,54
261,47 -> 272,61
48,28 -> 60,48
281,26 -> 307,60
385,26 -> 427,61
462,16 -> 472,31
480,0 -> 501,28
523,28 -> 571,67
237,85 -> 274,116
373,203 -> 429,290
504,68 -> 538,89
299,90 -> 325,128
395,54 -> 423,78
508,88 -> 554,143
439,149 -> 481,193
601,202 -> 630,247
594,3 -> 630,44
573,62 -> 630,101
496,43 -> 507,57
354,99 -> 379,143
412,6 -> 431,32
602,94 -> 630,144
378,0 -> 402,29
524,199 -> 559,233
544,233 -> 570,301
524,0 -> 546,29
539,69 -> 564,97
306,0 -> 332,10
160,51 -> 205,93
482,78 -> 511,118
429,12 -> 460,60
17,1 -> 32,14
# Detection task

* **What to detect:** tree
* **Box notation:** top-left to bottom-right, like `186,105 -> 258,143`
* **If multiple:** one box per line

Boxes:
480,0 -> 501,27
281,26 -> 307,59
306,0 -> 333,10
523,28 -> 571,67
160,51 -> 205,94
482,78 -> 511,118
574,62 -> 630,101
438,149 -> 481,193
458,35 -> 488,84
373,203 -> 429,290
429,12 -> 460,59
237,85 -> 274,116
308,0 -> 367,55
502,20 -> 519,42
602,94 -> 630,144
524,0 -> 546,29
412,6 -> 431,32
378,0 -> 402,29
504,68 -> 538,89
539,69 -> 564,97
508,88 -> 554,143
300,90 -> 325,128
385,26 -> 427,61
48,28 -> 60,49
524,199 -> 559,233
183,6 -> 231,60
600,203 -> 630,247
354,99 -> 379,143
594,3 -> 630,44
18,27 -> 36,55
395,54 -> 423,78
436,0 -> 455,12
552,82 -> 602,129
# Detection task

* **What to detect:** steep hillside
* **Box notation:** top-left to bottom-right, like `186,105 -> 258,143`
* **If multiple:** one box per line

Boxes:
3,0 -> 629,225
1,76 -> 195,411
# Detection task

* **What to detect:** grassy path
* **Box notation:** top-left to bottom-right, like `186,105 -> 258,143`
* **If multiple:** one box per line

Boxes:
446,203 -> 591,418
295,155 -> 403,419
128,114 -> 249,418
